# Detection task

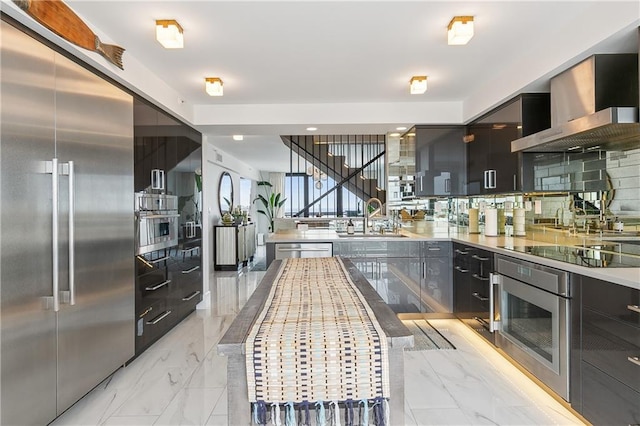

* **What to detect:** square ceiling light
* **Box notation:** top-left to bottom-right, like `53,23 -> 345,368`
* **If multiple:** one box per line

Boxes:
410,76 -> 427,94
205,78 -> 224,96
156,20 -> 184,49
447,16 -> 474,45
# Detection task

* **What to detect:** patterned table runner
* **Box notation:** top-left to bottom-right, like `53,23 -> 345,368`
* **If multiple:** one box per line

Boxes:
245,257 -> 390,424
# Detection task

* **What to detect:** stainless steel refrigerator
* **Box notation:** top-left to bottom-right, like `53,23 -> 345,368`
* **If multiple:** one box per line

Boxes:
1,19 -> 135,425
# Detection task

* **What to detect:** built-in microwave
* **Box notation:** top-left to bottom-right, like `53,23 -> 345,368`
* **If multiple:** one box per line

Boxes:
136,214 -> 179,254
135,193 -> 179,254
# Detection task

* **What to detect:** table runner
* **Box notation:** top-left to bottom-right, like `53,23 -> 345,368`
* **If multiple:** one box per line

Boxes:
245,257 -> 390,425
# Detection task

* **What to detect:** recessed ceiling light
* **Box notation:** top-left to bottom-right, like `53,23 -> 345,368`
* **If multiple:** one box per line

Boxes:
389,132 -> 401,137
396,127 -> 407,131
233,135 -> 243,141
306,127 -> 317,131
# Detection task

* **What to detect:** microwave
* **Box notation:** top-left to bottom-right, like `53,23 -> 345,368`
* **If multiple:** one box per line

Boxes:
136,214 -> 179,254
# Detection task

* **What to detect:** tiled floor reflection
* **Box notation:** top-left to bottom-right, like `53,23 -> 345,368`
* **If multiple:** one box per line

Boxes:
52,249 -> 584,425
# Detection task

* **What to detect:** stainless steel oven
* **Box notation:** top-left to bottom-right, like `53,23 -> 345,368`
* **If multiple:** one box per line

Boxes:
135,193 -> 179,254
493,254 -> 571,401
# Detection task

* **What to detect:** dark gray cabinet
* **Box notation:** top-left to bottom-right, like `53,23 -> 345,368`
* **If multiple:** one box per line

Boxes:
421,241 -> 452,313
466,94 -> 550,195
453,243 -> 494,344
334,240 -> 452,314
413,126 -> 467,196
572,274 -> 640,425
133,97 -> 201,192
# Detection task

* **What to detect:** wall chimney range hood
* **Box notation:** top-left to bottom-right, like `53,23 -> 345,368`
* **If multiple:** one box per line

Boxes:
512,54 -> 639,153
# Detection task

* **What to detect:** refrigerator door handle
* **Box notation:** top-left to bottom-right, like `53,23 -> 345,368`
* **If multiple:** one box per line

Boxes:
68,161 -> 76,305
49,158 -> 60,312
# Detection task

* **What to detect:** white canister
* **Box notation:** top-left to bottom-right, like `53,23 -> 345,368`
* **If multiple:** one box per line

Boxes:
613,219 -> 624,232
484,208 -> 498,237
513,208 -> 526,236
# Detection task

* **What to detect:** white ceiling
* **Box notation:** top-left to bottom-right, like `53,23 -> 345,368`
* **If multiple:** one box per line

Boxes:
6,1 -> 639,172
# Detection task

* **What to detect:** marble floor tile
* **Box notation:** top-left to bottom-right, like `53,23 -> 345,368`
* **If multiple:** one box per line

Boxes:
154,387 -> 225,425
53,250 -> 584,426
101,415 -> 158,425
411,407 -> 474,426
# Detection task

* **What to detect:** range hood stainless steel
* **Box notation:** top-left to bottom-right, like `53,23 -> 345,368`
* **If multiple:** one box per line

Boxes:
511,54 -> 639,153
511,106 -> 639,152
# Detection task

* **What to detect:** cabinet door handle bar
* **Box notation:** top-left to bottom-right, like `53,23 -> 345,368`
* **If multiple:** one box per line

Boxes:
146,310 -> 171,325
627,305 -> 640,314
182,291 -> 201,301
182,265 -> 200,274
628,356 -> 640,367
145,279 -> 171,291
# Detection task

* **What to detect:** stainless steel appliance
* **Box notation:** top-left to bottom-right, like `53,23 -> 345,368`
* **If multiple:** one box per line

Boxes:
493,254 -> 571,401
501,244 -> 640,268
135,192 -> 179,254
274,243 -> 333,259
512,54 -> 639,153
1,19 -> 134,425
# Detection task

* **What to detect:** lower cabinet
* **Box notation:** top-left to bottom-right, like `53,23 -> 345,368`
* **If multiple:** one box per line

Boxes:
453,243 -> 494,344
334,240 -> 452,314
135,246 -> 202,356
572,274 -> 640,426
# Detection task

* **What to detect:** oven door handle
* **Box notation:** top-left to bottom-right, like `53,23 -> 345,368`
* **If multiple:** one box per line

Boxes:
490,273 -> 501,332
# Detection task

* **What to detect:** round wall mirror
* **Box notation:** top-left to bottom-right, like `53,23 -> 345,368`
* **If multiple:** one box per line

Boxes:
218,172 -> 234,215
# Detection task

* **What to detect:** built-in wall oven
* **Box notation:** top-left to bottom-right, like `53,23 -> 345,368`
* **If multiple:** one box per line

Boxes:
492,254 -> 571,401
135,193 -> 179,254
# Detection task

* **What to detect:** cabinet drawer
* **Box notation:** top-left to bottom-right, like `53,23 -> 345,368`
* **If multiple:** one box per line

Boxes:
582,307 -> 640,393
582,276 -> 640,328
581,361 -> 640,426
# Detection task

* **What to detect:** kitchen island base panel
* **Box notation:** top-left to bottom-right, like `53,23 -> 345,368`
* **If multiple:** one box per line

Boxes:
218,259 -> 413,425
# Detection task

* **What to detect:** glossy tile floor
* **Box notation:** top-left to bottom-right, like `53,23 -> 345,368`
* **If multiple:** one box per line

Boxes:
52,249 -> 585,426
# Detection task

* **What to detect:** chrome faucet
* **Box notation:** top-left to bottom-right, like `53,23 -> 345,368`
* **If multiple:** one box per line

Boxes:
555,207 -> 564,228
364,197 -> 383,234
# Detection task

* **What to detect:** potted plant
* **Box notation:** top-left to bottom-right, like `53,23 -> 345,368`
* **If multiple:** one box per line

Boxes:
253,180 -> 286,232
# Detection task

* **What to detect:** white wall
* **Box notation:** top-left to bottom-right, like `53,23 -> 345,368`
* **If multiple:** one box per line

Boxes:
200,139 -> 261,306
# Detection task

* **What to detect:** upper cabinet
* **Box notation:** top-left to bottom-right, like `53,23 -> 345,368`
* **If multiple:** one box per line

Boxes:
133,97 -> 202,192
466,94 -> 550,195
413,126 -> 467,197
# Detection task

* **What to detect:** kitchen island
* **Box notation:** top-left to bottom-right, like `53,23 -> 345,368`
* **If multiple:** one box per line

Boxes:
217,258 -> 414,425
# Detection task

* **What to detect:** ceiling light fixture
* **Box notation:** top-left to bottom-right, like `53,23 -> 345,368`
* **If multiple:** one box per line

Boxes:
155,20 -> 184,49
233,135 -> 243,141
306,127 -> 317,131
205,78 -> 223,96
410,76 -> 427,94
447,16 -> 474,45
389,132 -> 401,137
396,127 -> 407,131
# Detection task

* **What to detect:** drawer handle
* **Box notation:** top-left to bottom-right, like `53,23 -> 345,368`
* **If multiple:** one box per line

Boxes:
472,273 -> 490,281
146,310 -> 171,325
472,254 -> 489,261
182,290 -> 201,301
472,292 -> 489,302
149,256 -> 170,264
628,356 -> 640,367
145,279 -> 171,291
182,265 -> 200,274
455,266 -> 469,273
455,249 -> 468,255
428,247 -> 441,251
628,305 -> 640,314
